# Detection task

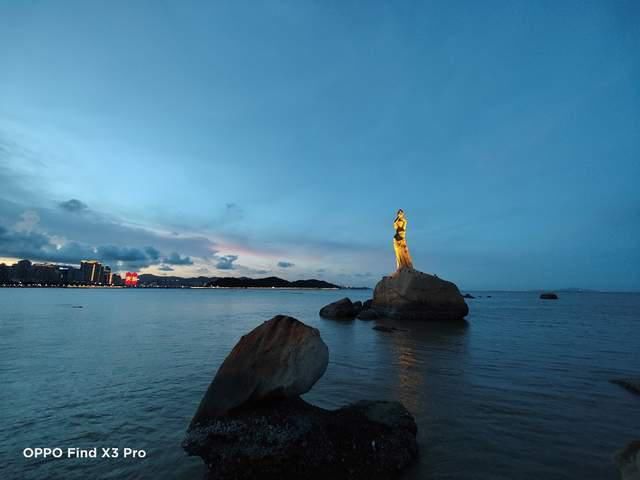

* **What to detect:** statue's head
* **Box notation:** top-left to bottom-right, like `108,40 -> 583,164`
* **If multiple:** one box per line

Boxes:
397,209 -> 405,218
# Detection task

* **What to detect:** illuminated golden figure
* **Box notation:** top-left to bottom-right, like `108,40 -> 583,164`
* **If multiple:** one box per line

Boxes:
393,209 -> 414,270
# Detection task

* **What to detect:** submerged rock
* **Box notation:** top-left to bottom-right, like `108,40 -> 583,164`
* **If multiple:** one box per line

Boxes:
357,308 -> 378,320
615,440 -> 640,480
372,268 -> 468,321
373,325 -> 399,333
540,292 -> 559,300
319,297 -> 358,319
611,378 -> 640,396
184,397 -> 418,480
190,315 -> 328,426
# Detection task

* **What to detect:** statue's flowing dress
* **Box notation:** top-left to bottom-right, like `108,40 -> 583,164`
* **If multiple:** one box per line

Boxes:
393,217 -> 413,270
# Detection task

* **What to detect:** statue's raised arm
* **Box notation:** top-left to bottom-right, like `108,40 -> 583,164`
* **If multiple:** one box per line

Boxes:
393,209 -> 413,270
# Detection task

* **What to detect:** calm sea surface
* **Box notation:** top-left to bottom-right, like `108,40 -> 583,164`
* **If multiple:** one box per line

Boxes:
1,288 -> 639,479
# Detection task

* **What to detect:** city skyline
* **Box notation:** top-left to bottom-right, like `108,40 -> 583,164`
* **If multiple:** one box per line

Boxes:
1,1 -> 639,290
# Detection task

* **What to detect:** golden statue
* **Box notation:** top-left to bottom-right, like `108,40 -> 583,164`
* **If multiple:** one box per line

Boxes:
393,209 -> 414,270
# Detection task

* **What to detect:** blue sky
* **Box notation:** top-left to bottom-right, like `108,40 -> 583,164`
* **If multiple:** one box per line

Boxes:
0,1 -> 638,290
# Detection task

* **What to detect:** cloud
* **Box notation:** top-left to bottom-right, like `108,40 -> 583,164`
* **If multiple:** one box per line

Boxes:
163,252 -> 193,265
0,221 -> 199,271
0,225 -> 51,257
96,245 -> 150,263
225,203 -> 244,218
158,265 -> 174,272
58,199 -> 88,213
277,260 -> 295,268
14,210 -> 40,232
216,255 -> 238,270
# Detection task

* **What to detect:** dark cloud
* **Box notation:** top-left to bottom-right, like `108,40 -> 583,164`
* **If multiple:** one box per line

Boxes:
277,261 -> 295,268
145,246 -> 161,260
59,199 -> 88,213
163,252 -> 193,265
216,255 -> 238,270
158,265 -> 174,272
96,245 -> 152,264
0,226 -> 95,264
0,222 -> 198,271
0,225 -> 52,258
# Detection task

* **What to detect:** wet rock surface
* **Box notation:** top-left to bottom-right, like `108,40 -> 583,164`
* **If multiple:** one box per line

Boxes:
184,397 -> 418,480
319,297 -> 360,319
190,315 -> 328,426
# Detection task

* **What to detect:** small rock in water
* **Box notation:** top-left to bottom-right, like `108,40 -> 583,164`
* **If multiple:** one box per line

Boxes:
540,292 -> 559,300
462,293 -> 475,299
611,378 -> 640,396
373,325 -> 398,333
319,297 -> 359,319
71,305 -> 83,308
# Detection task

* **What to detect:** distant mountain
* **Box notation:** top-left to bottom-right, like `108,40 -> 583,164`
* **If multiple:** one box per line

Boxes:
137,274 -> 342,289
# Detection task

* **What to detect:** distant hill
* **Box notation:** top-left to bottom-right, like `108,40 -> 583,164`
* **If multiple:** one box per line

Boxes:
137,274 -> 342,289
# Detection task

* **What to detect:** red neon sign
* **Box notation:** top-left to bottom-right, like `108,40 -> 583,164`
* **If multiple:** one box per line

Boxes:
125,272 -> 138,287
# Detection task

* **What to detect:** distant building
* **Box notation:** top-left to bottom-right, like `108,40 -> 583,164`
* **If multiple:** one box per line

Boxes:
0,263 -> 9,284
32,263 -> 61,284
80,260 -> 102,284
14,259 -> 33,283
59,265 -> 82,284
112,273 -> 123,286
103,266 -> 112,285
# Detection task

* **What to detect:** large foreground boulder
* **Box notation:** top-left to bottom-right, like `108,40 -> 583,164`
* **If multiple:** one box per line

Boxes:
190,315 -> 328,426
615,441 -> 640,480
372,267 -> 468,321
184,397 -> 418,480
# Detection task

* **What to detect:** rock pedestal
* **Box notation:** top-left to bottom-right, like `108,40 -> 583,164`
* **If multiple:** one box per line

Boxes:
372,267 -> 468,321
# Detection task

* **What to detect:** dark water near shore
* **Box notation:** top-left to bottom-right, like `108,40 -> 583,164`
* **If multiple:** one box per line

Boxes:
1,289 -> 639,479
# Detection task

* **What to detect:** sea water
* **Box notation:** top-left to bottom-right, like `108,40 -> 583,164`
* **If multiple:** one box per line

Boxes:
1,288 -> 638,479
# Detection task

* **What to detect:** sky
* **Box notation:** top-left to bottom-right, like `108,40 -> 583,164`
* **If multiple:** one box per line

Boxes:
0,1 -> 638,290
